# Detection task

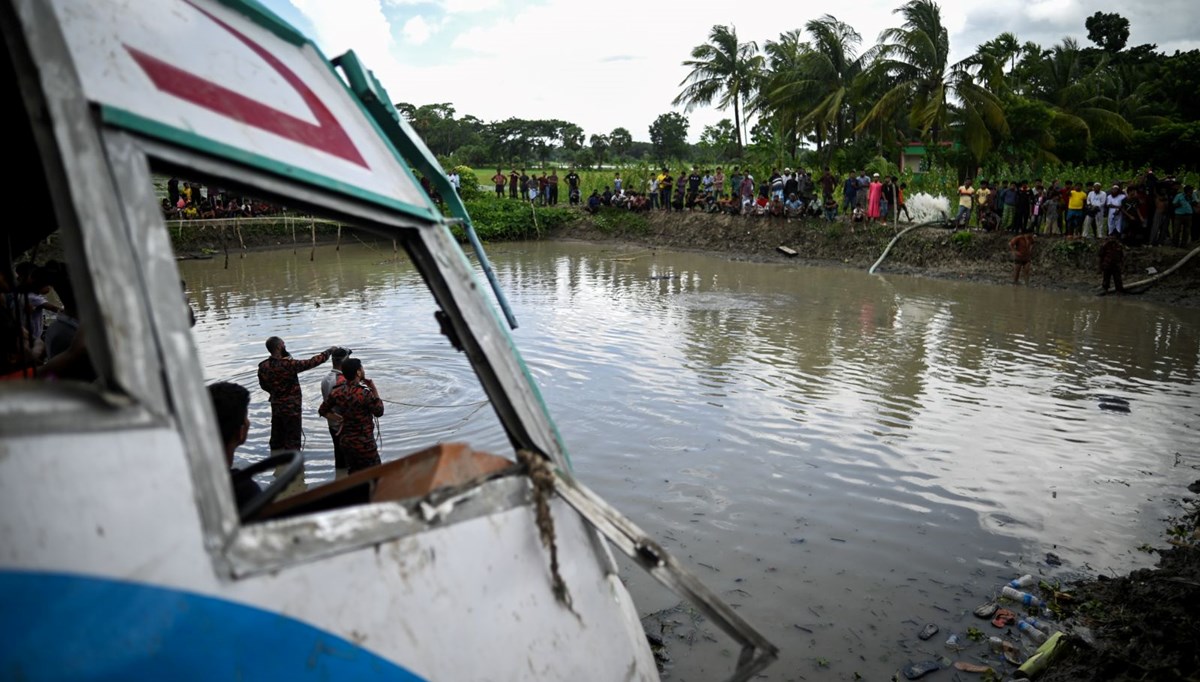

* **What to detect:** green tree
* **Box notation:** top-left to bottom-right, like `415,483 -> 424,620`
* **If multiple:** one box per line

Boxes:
648,112 -> 690,162
673,24 -> 763,155
1028,38 -> 1132,154
698,119 -> 739,160
590,133 -> 610,167
559,123 -> 585,151
1085,11 -> 1130,53
760,16 -> 866,161
608,127 -> 633,159
858,0 -> 1007,162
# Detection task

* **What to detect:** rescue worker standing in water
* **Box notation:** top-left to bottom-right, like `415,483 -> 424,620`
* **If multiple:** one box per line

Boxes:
319,357 -> 385,473
258,336 -> 338,453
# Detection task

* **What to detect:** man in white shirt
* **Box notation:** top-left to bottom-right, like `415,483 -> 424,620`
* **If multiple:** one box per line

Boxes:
321,347 -> 351,478
1105,185 -> 1126,236
1084,182 -> 1107,239
447,170 -> 461,193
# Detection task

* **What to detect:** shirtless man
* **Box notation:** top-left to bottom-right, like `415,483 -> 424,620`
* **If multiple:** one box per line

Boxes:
1008,232 -> 1035,285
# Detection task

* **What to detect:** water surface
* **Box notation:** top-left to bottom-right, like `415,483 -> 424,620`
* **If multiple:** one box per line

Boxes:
181,241 -> 1200,680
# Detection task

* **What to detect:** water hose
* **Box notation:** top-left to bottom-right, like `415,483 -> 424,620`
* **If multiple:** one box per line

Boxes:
1124,243 -> 1200,292
868,215 -> 950,274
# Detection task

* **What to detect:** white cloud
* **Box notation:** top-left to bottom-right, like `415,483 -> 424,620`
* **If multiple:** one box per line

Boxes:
277,0 -> 1199,143
402,15 -> 434,44
442,0 -> 501,14
288,0 -> 398,70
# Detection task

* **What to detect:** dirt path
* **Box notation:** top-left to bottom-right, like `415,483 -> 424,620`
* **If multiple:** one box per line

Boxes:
549,211 -> 1200,308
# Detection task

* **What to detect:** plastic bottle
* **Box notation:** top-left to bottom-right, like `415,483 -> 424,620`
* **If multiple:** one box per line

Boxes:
1007,574 -> 1036,589
1021,616 -> 1053,632
1017,619 -> 1048,643
1001,585 -> 1044,607
945,633 -> 965,650
988,636 -> 1006,653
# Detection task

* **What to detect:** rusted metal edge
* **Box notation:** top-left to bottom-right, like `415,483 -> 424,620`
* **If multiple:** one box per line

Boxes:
551,469 -> 780,682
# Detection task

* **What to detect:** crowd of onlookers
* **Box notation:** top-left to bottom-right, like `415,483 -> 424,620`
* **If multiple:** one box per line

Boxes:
559,166 -> 913,226
489,164 -> 1196,246
954,171 -> 1195,246
160,177 -> 280,220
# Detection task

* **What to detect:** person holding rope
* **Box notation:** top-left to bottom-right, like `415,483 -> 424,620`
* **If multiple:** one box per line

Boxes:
318,357 -> 384,474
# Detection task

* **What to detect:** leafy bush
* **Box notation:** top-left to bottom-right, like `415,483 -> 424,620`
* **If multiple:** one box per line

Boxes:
950,230 -> 974,248
590,207 -> 649,234
458,198 -> 576,241
452,165 -> 483,200
1050,239 -> 1089,259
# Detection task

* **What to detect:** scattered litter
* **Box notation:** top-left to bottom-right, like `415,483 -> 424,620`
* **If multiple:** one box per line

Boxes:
953,661 -> 993,674
1015,631 -> 1063,677
1146,266 -> 1158,275
900,660 -> 941,679
1003,642 -> 1025,666
777,245 -> 798,257
974,602 -> 998,618
991,608 -> 1016,628
793,624 -> 814,634
1008,574 -> 1036,589
791,537 -> 807,544
918,623 -> 939,640
944,633 -> 966,650
830,537 -> 847,543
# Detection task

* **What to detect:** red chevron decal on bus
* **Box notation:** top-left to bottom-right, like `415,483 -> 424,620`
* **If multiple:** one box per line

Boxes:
124,1 -> 367,168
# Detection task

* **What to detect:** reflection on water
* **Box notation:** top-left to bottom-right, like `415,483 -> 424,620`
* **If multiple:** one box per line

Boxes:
181,241 -> 1200,679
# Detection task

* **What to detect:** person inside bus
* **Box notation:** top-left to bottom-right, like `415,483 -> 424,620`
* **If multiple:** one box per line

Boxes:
207,381 -> 261,508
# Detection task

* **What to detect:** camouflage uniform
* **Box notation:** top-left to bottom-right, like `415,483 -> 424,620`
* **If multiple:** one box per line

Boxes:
319,382 -> 384,473
257,351 -> 328,451
1098,238 -> 1125,293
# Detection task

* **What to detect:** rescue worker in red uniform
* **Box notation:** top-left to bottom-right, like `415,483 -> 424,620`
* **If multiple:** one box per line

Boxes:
257,336 -> 337,452
318,357 -> 384,473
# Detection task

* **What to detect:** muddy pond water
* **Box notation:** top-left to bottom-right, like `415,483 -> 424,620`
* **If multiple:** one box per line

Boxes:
180,240 -> 1200,681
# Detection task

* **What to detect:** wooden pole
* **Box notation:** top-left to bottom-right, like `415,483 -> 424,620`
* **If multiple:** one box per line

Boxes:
221,225 -> 229,269
336,224 -> 342,251
291,215 -> 297,254
392,238 -> 398,255
236,217 -> 246,258
310,219 -> 316,261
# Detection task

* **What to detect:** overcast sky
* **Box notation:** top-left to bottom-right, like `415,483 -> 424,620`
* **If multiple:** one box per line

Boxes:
265,0 -> 1199,143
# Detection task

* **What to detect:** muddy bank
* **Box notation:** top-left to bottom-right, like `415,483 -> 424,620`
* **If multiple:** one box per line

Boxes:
548,210 -> 1200,308
167,218 -> 347,258
1040,490 -> 1199,682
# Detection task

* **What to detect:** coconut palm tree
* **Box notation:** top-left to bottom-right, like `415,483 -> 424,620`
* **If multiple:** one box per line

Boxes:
673,24 -> 764,156
963,32 -> 1020,94
858,0 -> 1007,162
1028,38 -> 1133,145
754,29 -> 809,160
758,17 -> 866,162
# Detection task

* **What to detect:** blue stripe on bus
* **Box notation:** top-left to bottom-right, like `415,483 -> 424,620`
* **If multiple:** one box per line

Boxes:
0,570 -> 426,681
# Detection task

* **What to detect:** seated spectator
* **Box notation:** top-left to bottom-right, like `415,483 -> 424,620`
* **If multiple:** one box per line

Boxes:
586,190 -> 602,213
784,193 -> 804,221
823,195 -> 838,222
207,381 -> 262,509
753,195 -> 769,216
769,197 -> 785,218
